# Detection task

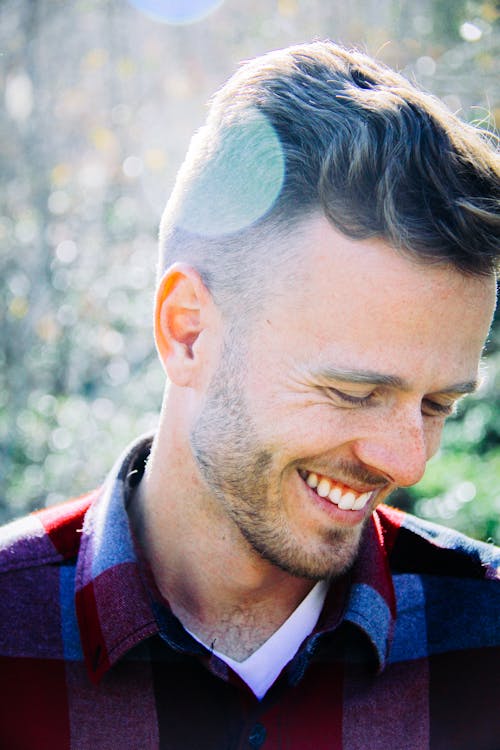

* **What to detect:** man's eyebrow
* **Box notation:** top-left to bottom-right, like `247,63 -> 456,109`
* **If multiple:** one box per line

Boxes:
437,380 -> 480,396
314,367 -> 480,395
315,367 -> 405,388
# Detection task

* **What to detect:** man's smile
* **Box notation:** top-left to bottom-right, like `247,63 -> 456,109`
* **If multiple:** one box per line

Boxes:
298,469 -> 379,511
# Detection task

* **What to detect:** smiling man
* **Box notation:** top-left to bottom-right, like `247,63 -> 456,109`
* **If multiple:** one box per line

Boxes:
1,41 -> 499,749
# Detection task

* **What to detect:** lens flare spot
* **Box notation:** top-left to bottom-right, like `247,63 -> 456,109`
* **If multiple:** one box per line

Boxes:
173,109 -> 285,237
127,0 -> 224,25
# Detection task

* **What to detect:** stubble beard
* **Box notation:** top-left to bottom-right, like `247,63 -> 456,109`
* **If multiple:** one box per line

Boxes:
190,342 -> 367,581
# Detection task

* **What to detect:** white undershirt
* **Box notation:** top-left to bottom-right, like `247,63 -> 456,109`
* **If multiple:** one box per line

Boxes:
187,579 -> 328,700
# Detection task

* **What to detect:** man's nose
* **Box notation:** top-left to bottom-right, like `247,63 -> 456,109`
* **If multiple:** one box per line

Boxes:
353,410 -> 432,488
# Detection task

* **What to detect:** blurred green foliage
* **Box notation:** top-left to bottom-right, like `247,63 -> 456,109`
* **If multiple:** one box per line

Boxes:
0,0 -> 499,541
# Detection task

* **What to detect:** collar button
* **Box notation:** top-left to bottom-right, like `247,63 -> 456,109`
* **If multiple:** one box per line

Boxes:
248,722 -> 266,748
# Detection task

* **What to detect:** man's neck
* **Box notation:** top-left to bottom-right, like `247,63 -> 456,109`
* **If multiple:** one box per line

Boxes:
129,439 -> 316,660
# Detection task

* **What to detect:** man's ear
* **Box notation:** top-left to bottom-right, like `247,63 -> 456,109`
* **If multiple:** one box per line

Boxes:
154,263 -> 215,386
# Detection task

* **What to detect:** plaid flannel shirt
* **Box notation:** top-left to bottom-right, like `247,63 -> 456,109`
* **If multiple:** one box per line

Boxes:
1,437 -> 499,750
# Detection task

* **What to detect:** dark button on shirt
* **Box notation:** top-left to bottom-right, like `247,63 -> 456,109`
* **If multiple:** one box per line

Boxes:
249,722 -> 267,748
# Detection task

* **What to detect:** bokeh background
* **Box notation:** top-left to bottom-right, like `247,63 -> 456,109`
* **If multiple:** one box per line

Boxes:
1,0 -> 499,541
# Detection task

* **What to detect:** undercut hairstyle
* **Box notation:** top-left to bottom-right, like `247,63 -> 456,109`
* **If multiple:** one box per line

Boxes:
159,41 -> 499,317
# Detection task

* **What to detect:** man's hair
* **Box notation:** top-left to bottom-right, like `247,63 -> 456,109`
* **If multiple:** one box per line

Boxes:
159,41 -> 499,315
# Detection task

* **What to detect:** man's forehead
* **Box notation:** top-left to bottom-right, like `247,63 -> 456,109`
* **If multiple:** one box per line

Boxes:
282,217 -> 497,315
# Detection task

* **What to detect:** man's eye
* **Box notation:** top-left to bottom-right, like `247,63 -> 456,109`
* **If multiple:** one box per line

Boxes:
422,399 -> 456,417
329,388 -> 375,406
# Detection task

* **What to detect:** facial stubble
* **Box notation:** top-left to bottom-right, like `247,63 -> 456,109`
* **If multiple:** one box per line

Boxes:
190,341 -> 367,580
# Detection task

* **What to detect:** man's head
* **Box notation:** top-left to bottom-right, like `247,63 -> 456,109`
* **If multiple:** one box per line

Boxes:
151,42 -> 499,580
158,40 -> 499,321
158,217 -> 495,580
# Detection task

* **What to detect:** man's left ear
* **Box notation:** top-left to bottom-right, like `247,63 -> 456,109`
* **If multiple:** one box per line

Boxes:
154,263 -> 217,387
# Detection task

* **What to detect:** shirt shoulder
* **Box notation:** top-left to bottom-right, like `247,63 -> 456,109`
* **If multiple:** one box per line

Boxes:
373,505 -> 500,664
0,494 -> 95,666
375,503 -> 500,581
0,492 -> 96,574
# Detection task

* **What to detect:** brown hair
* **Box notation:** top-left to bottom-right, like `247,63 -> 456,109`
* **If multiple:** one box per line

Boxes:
159,41 -> 499,313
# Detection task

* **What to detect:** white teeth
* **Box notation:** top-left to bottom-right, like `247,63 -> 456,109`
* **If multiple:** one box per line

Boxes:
302,470 -> 373,512
316,479 -> 331,497
338,491 -> 356,510
328,486 -> 342,504
352,492 -> 371,510
306,472 -> 319,489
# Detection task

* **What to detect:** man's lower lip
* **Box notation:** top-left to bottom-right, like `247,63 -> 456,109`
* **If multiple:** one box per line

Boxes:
299,472 -> 372,524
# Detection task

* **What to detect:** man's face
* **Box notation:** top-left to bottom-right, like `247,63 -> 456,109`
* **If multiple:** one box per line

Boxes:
190,215 -> 495,580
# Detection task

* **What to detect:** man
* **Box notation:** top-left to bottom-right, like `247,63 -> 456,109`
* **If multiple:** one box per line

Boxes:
1,41 -> 499,749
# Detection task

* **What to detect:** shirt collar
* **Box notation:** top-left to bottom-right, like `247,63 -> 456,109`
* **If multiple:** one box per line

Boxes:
301,510 -> 396,676
76,436 -> 397,683
341,510 -> 397,671
75,436 -> 158,684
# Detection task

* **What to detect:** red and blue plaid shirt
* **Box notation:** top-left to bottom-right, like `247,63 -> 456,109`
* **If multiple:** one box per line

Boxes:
1,437 -> 499,749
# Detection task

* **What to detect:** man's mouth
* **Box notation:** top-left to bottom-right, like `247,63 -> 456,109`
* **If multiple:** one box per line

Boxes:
298,469 -> 375,511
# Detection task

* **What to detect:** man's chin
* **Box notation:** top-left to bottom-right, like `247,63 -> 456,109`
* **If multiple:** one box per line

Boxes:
250,524 -> 366,581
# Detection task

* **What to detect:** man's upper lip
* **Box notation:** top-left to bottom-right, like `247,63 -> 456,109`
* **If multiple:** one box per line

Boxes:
299,467 -> 386,495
